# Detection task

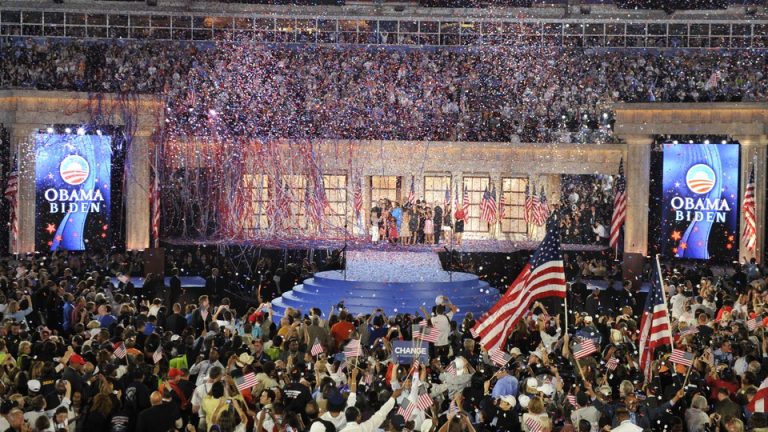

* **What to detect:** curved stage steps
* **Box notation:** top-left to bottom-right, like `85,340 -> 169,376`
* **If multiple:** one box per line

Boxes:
271,251 -> 499,321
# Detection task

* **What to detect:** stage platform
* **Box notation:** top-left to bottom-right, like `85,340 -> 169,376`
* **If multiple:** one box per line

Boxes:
271,250 -> 499,320
165,237 -> 607,254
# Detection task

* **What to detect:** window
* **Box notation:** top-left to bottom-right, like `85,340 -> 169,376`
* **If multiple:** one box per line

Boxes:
501,178 -> 527,234
370,176 -> 400,206
243,174 -> 269,230
462,176 -> 490,232
323,175 -> 347,229
424,175 -> 451,209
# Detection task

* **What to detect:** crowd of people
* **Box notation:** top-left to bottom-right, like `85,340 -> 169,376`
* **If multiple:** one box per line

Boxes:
0,246 -> 766,432
559,176 -> 616,245
1,39 -> 766,143
369,199 -> 463,247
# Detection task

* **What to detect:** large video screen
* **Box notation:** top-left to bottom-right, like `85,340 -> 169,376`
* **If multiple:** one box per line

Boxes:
661,143 -> 739,260
35,133 -> 113,251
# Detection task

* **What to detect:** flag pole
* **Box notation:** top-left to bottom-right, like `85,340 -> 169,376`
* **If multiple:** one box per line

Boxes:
655,254 -> 674,351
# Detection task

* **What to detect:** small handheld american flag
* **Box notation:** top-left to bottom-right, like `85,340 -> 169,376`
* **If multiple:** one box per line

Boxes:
606,356 -> 619,371
397,398 -> 415,421
669,349 -> 695,367
445,362 -> 457,376
748,316 -> 763,332
113,342 -> 127,359
525,416 -> 544,432
152,347 -> 163,364
343,339 -> 363,358
416,326 -> 440,344
489,348 -> 512,367
236,372 -> 259,392
415,386 -> 434,411
566,394 -> 580,409
573,339 -> 598,360
310,338 -> 324,356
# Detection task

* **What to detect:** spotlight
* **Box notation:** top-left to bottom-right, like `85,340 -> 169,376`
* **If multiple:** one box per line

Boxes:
673,140 -> 678,144
96,130 -> 102,136
46,127 -> 54,134
64,128 -> 71,134
722,140 -> 727,144
704,140 -> 710,145
77,127 -> 86,136
689,140 -> 694,144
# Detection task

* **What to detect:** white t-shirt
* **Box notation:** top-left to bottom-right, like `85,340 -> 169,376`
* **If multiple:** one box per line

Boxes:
432,311 -> 454,347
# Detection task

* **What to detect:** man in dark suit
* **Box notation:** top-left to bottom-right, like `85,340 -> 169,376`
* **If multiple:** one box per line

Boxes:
433,204 -> 443,244
134,390 -> 182,432
169,268 -> 182,306
204,268 -> 226,303
191,295 -> 212,334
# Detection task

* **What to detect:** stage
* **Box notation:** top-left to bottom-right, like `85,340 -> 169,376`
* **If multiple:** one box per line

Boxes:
163,237 -> 609,254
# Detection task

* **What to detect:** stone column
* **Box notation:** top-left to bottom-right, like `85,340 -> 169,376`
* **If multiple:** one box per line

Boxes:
11,125 -> 36,253
491,172 -> 503,240
623,136 -> 652,256
737,135 -> 768,262
125,134 -> 150,250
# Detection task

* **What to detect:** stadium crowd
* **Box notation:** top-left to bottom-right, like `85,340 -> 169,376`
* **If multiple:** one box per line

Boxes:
0,248 -> 765,432
0,39 -> 766,142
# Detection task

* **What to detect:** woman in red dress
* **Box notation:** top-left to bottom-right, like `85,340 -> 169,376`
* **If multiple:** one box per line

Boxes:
454,207 -> 466,246
388,215 -> 399,244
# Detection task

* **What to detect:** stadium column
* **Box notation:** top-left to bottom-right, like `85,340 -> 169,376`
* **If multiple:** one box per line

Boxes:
737,135 -> 767,262
623,135 -> 652,285
125,133 -> 150,250
11,125 -> 36,253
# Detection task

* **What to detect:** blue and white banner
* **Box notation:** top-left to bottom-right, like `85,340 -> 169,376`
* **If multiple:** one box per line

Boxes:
661,143 -> 739,260
391,340 -> 429,364
35,133 -> 113,251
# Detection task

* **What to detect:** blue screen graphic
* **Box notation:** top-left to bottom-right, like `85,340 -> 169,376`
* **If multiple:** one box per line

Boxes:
35,134 -> 112,251
661,143 -> 739,260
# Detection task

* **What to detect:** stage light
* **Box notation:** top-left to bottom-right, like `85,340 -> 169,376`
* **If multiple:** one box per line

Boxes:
673,140 -> 678,144
64,128 -> 71,134
722,140 -> 727,144
77,127 -> 86,136
46,127 -> 54,134
96,130 -> 102,136
689,140 -> 694,144
704,140 -> 710,145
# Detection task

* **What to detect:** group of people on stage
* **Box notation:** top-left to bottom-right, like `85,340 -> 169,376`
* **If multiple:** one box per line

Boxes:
369,199 -> 466,247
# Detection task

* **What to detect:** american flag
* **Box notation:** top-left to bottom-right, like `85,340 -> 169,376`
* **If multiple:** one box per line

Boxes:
749,377 -> 768,413
397,398 -> 415,421
236,372 -> 259,392
678,326 -> 699,338
525,416 -> 544,432
414,326 -> 440,344
606,356 -> 619,371
489,348 -> 512,367
480,184 -> 498,224
610,158 -> 627,251
705,70 -> 721,90
566,394 -> 580,409
639,256 -> 673,382
530,186 -> 542,226
462,185 -> 470,215
113,342 -> 127,359
343,339 -> 363,358
151,164 -> 161,248
532,186 -> 549,226
749,316 -> 763,332
415,386 -> 434,411
152,347 -> 163,364
499,189 -> 506,220
364,371 -> 373,386
407,176 -> 416,207
310,337 -> 324,356
743,161 -> 757,252
4,155 -> 18,252
573,339 -> 598,360
524,183 -> 533,224
353,177 -> 363,217
669,349 -> 695,367
445,362 -> 457,376
471,213 -> 566,352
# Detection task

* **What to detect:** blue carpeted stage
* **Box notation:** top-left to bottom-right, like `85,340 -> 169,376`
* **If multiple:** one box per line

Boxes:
271,250 -> 498,320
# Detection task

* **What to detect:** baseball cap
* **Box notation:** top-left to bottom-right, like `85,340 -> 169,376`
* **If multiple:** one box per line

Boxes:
390,414 -> 406,431
69,354 -> 87,365
27,380 -> 41,393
